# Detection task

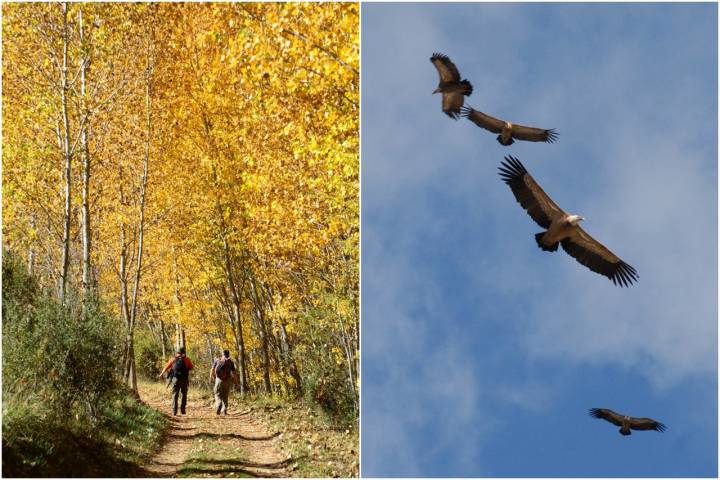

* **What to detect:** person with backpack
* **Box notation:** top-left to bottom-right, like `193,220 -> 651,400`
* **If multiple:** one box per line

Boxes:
158,347 -> 194,416
210,349 -> 238,415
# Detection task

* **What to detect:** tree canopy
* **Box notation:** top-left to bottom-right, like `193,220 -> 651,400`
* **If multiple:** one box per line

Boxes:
3,2 -> 359,415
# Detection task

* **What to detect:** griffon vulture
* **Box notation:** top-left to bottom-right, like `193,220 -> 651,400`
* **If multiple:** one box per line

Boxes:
430,53 -> 473,119
498,156 -> 638,287
461,106 -> 558,146
589,408 -> 667,436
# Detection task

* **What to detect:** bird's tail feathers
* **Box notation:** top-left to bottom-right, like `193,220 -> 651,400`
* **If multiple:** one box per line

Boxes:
497,135 -> 514,146
535,232 -> 558,252
619,427 -> 632,436
460,79 -> 473,96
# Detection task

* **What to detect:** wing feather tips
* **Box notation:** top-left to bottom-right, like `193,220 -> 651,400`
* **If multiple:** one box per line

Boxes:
430,52 -> 449,62
654,422 -> 667,433
444,110 -> 460,120
612,261 -> 639,288
497,155 -> 527,184
545,129 -> 559,143
588,408 -> 603,419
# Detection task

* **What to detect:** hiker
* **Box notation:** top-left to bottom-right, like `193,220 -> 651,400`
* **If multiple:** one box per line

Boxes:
158,347 -> 194,416
210,349 -> 238,415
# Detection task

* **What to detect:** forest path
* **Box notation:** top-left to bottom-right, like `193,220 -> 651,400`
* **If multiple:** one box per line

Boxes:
139,381 -> 292,478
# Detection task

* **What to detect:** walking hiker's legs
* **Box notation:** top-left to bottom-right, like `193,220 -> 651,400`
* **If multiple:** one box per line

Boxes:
220,380 -> 231,414
171,378 -> 181,415
180,377 -> 189,414
214,378 -> 223,414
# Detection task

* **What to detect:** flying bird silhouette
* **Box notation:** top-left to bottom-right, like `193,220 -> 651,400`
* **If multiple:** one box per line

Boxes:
589,408 -> 667,436
498,156 -> 638,287
461,106 -> 558,145
430,53 -> 473,119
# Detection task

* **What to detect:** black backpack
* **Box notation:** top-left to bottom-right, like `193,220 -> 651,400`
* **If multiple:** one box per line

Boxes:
172,356 -> 189,378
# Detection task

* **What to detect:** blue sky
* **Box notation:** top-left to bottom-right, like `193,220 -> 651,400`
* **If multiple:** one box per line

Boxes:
361,3 -> 717,477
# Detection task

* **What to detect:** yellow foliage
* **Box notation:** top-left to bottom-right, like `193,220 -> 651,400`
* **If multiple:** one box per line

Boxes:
3,2 -> 358,402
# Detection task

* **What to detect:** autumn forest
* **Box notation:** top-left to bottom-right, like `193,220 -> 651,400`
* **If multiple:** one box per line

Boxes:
3,2 -> 358,476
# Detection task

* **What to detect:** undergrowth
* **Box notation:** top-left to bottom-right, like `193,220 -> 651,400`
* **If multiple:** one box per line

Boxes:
2,388 -> 167,477
243,393 -> 359,477
1,251 -> 168,476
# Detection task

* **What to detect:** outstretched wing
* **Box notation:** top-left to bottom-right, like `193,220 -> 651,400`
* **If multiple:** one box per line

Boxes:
461,107 -> 505,134
498,156 -> 567,229
443,91 -> 466,119
629,417 -> 667,432
589,408 -> 624,427
430,52 -> 460,83
512,123 -> 559,143
561,227 -> 638,287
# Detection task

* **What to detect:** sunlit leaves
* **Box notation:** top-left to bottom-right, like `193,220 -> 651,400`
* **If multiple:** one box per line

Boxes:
3,2 -> 358,403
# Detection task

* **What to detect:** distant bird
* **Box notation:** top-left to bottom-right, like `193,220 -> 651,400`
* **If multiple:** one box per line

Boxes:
461,106 -> 558,146
430,53 -> 473,119
589,408 -> 667,436
498,156 -> 638,287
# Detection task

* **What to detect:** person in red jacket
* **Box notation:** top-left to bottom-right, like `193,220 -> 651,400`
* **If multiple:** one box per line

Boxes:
158,347 -> 194,416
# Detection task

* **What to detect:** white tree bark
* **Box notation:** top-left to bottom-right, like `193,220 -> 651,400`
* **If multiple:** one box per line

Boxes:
58,1 -> 72,303
79,7 -> 93,300
124,21 -> 154,393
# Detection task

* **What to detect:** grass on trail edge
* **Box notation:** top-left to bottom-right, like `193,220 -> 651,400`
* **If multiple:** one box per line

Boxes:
2,387 -> 168,477
246,394 -> 359,477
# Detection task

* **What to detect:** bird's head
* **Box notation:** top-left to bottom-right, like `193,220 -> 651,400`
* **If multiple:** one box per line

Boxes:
568,215 -> 585,226
432,87 -> 441,94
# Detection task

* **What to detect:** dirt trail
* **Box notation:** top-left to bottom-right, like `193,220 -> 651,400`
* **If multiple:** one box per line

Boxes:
140,383 -> 291,478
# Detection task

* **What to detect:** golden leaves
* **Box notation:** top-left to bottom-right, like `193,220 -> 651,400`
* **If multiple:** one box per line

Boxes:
4,2 -> 358,393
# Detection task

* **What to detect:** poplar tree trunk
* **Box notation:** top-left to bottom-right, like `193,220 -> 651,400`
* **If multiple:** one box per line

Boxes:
58,1 -> 72,303
279,322 -> 302,395
173,323 -> 186,351
232,302 -> 248,393
200,104 -> 250,395
337,314 -> 358,410
220,236 -> 248,394
125,30 -> 153,393
205,334 -> 214,383
79,7 -> 93,300
119,226 -> 131,374
216,282 -> 249,393
249,275 -> 272,393
159,318 -> 167,360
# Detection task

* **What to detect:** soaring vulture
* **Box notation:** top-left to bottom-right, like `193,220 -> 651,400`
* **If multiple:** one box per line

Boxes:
589,408 -> 667,436
498,156 -> 638,287
430,53 -> 473,119
461,106 -> 558,146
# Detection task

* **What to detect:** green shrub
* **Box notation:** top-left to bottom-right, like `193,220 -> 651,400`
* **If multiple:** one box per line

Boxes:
2,251 -> 167,476
3,250 -> 121,419
1,251 -> 38,315
135,330 -> 162,380
301,362 -> 356,424
295,302 -> 358,423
